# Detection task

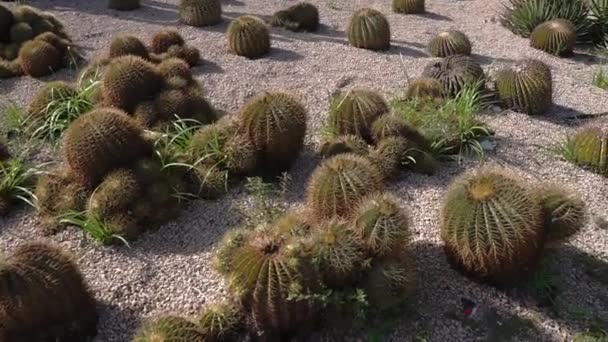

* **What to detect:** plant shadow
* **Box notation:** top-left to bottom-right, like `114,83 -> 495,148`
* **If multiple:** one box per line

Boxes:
416,11 -> 452,22
266,47 -> 304,62
94,302 -> 140,342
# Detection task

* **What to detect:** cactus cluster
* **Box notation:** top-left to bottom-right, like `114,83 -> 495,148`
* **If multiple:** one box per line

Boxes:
179,0 -> 222,27
393,0 -> 425,14
0,4 -> 75,78
347,8 -> 391,51
422,54 -> 485,97
427,30 -> 472,57
0,243 -> 98,341
108,0 -> 140,11
227,15 -> 271,59
530,19 -> 577,56
494,59 -> 553,116
270,2 -> 320,32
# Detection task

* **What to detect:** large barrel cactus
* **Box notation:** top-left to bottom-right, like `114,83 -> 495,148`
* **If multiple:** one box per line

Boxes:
179,0 -> 222,27
132,316 -> 206,341
0,243 -> 98,341
347,8 -> 391,51
307,153 -> 384,220
18,39 -> 62,77
536,184 -> 587,244
327,89 -> 388,143
239,92 -> 307,172
227,15 -> 270,59
108,0 -> 140,11
427,30 -> 472,57
563,125 -> 608,176
440,167 -> 546,283
270,2 -> 320,32
108,35 -> 149,59
422,55 -> 485,97
494,59 -> 552,116
405,78 -> 444,100
530,19 -> 577,56
393,0 -> 425,14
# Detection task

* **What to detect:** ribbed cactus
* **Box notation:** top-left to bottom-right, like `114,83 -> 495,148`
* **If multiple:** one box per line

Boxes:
164,44 -> 201,67
239,92 -> 307,172
347,8 -> 391,51
270,2 -> 319,32
328,89 -> 388,143
227,15 -> 270,59
428,30 -> 472,57
63,108 -> 151,185
393,0 -> 425,14
530,19 -> 576,56
536,184 -> 587,244
371,114 -> 430,149
368,137 -> 409,180
307,153 -> 384,220
319,134 -> 369,158
494,59 -> 552,116
151,30 -> 185,54
360,252 -> 416,312
108,35 -> 149,59
405,78 -> 444,100
215,228 -> 251,275
87,168 -> 141,219
441,167 -> 545,282
157,57 -> 193,81
179,0 -> 222,27
422,55 -> 485,97
189,165 -> 229,199
199,302 -> 244,340
132,316 -> 206,341
18,40 -> 62,77
0,243 -> 98,341
564,125 -> 607,176
108,0 -> 140,11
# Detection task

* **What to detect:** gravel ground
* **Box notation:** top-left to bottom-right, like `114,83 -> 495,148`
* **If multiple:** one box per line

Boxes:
1,0 -> 607,341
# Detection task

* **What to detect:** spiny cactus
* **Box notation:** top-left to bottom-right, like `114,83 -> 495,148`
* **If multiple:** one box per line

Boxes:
428,30 -> 472,57
18,40 -> 62,77
9,22 -> 34,43
31,18 -> 56,36
405,78 -> 444,100
347,8 -> 391,51
87,168 -> 141,219
157,57 -> 193,81
494,59 -> 552,116
319,134 -> 369,158
441,167 -> 546,282
199,302 -> 244,340
422,55 -> 485,97
273,210 -> 313,238
368,137 -> 409,180
530,19 -> 576,56
307,153 -> 384,220
108,35 -> 149,59
3,43 -> 21,61
0,243 -> 98,341
371,114 -> 430,149
352,192 -> 411,257
215,228 -> 251,275
27,81 -> 78,119
108,0 -> 140,11
536,184 -> 587,244
189,165 -> 229,199
239,92 -> 307,172
12,5 -> 42,24
360,252 -> 416,312
0,59 -> 23,78
132,157 -> 164,185
270,2 -> 320,32
179,0 -> 222,27
327,89 -> 388,143
164,44 -> 200,67
132,316 -> 206,342
393,0 -> 425,14
564,125 -> 607,176
151,30 -> 185,54
102,56 -> 163,113
63,108 -> 151,185
227,15 -> 271,59
0,5 -> 14,40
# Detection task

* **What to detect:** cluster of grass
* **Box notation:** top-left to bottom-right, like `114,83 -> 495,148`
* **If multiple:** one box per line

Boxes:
1,153 -> 49,209
59,211 -> 130,247
234,175 -> 290,228
592,66 -> 608,90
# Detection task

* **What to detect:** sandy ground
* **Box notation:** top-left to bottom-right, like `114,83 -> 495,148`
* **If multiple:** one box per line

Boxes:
1,0 -> 607,341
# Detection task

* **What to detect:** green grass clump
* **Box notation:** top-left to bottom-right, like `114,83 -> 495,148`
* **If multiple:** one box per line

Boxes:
0,151 -> 48,216
227,15 -> 270,59
179,0 -> 222,27
592,66 -> 608,89
530,19 -> 577,56
347,8 -> 391,51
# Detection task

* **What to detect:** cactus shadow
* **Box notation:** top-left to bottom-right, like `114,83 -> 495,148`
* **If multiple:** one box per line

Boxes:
94,302 -> 140,341
386,43 -> 427,58
193,60 -> 225,74
570,49 -> 606,66
416,12 -> 452,21
472,53 -> 516,65
549,104 -> 608,124
266,47 -> 304,62
222,0 -> 245,6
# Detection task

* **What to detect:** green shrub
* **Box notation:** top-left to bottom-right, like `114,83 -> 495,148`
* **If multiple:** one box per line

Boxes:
494,59 -> 552,115
422,55 -> 485,97
132,316 -> 206,341
530,19 -> 576,56
393,0 -> 425,14
227,15 -> 270,59
589,0 -> 608,47
108,0 -> 140,11
347,8 -> 391,51
327,89 -> 388,143
179,0 -> 222,27
427,30 -> 472,57
270,2 -> 320,32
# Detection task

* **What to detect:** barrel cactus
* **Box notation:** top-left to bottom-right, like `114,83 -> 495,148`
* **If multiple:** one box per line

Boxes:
151,30 -> 185,54
227,15 -> 270,59
108,0 -> 140,11
18,39 -> 62,77
347,8 -> 391,51
319,134 -> 369,158
360,252 -> 416,312
368,137 -> 409,180
12,5 -> 42,24
536,184 -> 587,244
441,167 -> 545,283
239,92 -> 307,172
9,22 -> 34,43
270,2 -> 319,32
563,125 -> 607,176
0,5 -> 14,40
494,59 -> 552,116
405,78 -> 444,100
199,302 -> 244,341
63,108 -> 151,185
530,19 -> 576,56
307,153 -> 384,220
371,114 -> 430,149
0,59 -> 23,78
427,30 -> 472,57
327,89 -> 388,143
87,168 -> 141,219
163,44 -> 200,67
179,0 -> 222,27
393,0 -> 425,14
422,55 -> 485,97
108,35 -> 149,59
0,243 -> 98,341
133,316 -> 206,341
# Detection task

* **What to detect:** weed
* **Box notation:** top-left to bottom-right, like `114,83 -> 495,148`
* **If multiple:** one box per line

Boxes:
327,0 -> 339,10
0,152 -> 50,208
152,116 -> 204,168
1,101 -> 28,136
593,66 -> 608,90
59,211 -> 130,246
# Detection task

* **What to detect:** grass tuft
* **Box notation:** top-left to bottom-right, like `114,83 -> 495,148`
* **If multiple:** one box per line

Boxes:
592,66 -> 608,89
59,211 -> 130,246
0,153 -> 50,209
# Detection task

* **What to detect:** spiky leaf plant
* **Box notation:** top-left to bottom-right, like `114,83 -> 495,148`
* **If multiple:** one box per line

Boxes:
102,56 -> 163,113
108,0 -> 140,11
18,40 -> 62,77
239,92 -> 307,172
327,89 -> 388,143
562,125 -> 607,176
179,0 -> 222,27
441,167 -> 546,283
319,134 -> 369,158
132,316 -> 206,342
536,184 -> 587,244
428,30 -> 472,57
227,15 -> 271,59
270,2 -> 320,32
371,113 -> 430,149
0,152 -> 48,217
63,108 -> 151,185
307,153 -> 384,220
494,59 -> 552,115
393,0 -> 425,14
360,252 -> 416,312
352,192 -> 411,257
199,302 -> 244,341
530,19 -> 577,56
405,78 -> 444,100
108,35 -> 149,59
422,55 -> 485,97
347,8 -> 391,51
151,30 -> 185,54
0,243 -> 98,342
368,137 -> 409,180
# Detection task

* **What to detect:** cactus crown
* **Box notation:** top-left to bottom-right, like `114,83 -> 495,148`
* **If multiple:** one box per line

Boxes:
327,89 -> 389,143
494,59 -> 553,116
347,8 -> 391,51
427,30 -> 472,57
227,15 -> 270,59
422,55 -> 485,97
530,19 -> 577,56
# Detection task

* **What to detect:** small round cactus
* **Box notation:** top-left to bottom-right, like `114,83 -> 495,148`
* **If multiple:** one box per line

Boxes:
318,134 -> 369,158
108,35 -> 149,59
441,167 -> 545,283
9,22 -> 34,43
405,78 -> 444,100
427,30 -> 472,57
189,165 -> 229,199
108,0 -> 140,11
199,302 -> 244,341
422,55 -> 485,97
307,153 -> 384,220
151,30 -> 185,54
179,0 -> 222,27
368,137 -> 409,180
347,8 -> 391,51
215,228 -> 251,275
163,44 -> 200,67
393,0 -> 424,14
133,316 -> 206,341
327,89 -> 389,143
227,15 -> 270,59
494,59 -> 552,116
536,184 -> 587,244
564,125 -> 608,176
18,40 -> 62,77
239,92 -> 307,172
530,19 -> 576,57
371,114 -> 430,149
361,253 -> 416,312
270,2 -> 319,32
